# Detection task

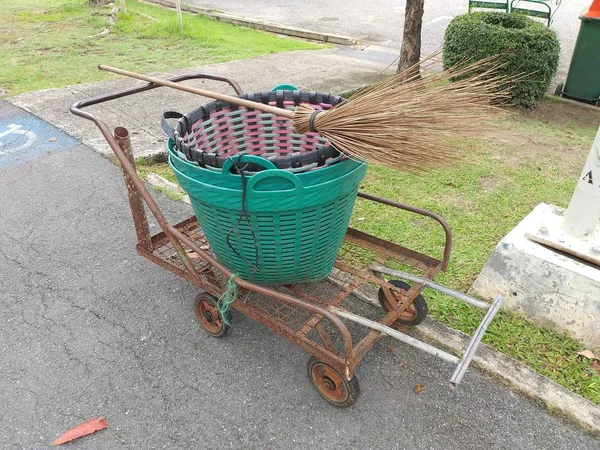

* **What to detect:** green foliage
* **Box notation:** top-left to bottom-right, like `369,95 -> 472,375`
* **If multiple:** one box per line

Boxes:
443,12 -> 560,108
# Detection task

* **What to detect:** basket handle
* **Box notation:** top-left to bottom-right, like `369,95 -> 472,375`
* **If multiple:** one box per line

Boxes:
161,111 -> 184,140
220,155 -> 278,176
246,168 -> 305,193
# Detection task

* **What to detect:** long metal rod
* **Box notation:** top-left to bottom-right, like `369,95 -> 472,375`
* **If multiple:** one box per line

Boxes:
371,265 -> 490,310
70,72 -> 244,111
449,295 -> 504,388
328,306 -> 460,365
114,126 -> 152,251
98,65 -> 296,119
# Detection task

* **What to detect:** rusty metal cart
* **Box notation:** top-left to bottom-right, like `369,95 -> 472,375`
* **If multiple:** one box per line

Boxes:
70,73 -> 504,408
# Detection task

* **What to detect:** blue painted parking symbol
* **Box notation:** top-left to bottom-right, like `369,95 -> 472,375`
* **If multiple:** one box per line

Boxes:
0,104 -> 79,171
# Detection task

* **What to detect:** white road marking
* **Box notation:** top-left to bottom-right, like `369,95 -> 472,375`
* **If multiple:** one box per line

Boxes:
424,16 -> 453,27
0,123 -> 37,155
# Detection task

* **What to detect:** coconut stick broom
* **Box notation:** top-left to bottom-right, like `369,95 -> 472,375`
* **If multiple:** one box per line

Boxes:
99,55 -> 509,172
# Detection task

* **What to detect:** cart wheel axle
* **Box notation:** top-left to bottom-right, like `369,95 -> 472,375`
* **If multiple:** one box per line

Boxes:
307,356 -> 359,408
194,292 -> 231,338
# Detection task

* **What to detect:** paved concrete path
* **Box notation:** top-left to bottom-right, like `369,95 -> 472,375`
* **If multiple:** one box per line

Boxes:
9,48 -> 397,159
184,0 -> 587,87
1,100 -> 599,449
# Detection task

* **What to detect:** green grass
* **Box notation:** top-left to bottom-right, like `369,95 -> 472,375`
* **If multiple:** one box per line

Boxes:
347,104 -> 600,404
136,158 -> 177,184
0,0 -> 321,95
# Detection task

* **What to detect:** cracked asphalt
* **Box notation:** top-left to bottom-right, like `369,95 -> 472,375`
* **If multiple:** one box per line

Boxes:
1,101 -> 599,449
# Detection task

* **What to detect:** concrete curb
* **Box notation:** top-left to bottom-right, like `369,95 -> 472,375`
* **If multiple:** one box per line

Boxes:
347,284 -> 600,434
547,93 -> 600,111
143,0 -> 358,45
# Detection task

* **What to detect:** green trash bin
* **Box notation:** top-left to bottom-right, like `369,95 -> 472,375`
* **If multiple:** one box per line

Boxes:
558,3 -> 600,105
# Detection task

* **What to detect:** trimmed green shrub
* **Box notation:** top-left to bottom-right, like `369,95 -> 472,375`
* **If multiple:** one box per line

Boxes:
443,12 -> 560,108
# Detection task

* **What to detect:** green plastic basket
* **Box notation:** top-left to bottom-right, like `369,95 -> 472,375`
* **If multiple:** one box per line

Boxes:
170,157 -> 367,284
167,138 -> 364,189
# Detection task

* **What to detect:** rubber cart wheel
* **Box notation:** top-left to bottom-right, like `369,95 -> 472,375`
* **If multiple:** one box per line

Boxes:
194,292 -> 231,338
307,356 -> 360,408
378,279 -> 428,326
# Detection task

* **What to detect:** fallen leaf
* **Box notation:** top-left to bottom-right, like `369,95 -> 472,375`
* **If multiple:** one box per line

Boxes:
414,384 -> 423,394
591,361 -> 600,372
386,347 -> 394,353
399,361 -> 406,367
577,350 -> 597,360
52,417 -> 107,445
49,137 -> 57,142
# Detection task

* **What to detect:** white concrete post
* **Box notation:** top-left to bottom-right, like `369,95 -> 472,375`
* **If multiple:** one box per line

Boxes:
563,125 -> 600,237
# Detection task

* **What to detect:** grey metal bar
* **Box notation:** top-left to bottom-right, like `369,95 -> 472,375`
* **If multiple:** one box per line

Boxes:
371,265 -> 491,310
449,295 -> 504,388
327,306 -> 460,365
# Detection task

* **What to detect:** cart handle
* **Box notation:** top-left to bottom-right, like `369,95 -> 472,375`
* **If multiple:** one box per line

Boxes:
371,265 -> 488,309
328,293 -> 504,388
69,73 -> 245,285
71,72 -> 244,116
370,264 -> 509,386
357,192 -> 452,271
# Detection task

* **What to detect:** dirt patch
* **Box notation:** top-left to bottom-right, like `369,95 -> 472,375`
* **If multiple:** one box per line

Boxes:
439,193 -> 476,212
481,99 -> 595,175
478,174 -> 507,192
515,98 -> 600,129
486,131 -> 586,177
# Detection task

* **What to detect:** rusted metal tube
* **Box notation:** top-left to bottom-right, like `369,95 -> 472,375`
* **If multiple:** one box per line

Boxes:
371,265 -> 490,310
328,306 -> 460,365
113,126 -> 152,252
449,295 -> 504,388
357,192 -> 453,271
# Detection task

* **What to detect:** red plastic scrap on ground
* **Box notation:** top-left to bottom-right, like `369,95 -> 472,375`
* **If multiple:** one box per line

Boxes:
51,417 -> 108,446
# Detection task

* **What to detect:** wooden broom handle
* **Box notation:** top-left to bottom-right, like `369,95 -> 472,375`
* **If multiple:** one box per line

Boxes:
98,65 -> 295,119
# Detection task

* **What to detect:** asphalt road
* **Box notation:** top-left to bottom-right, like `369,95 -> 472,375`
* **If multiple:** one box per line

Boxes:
185,0 -> 589,86
1,101 -> 599,449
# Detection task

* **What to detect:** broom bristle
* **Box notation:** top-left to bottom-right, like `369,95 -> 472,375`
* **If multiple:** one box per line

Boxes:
293,52 -> 512,172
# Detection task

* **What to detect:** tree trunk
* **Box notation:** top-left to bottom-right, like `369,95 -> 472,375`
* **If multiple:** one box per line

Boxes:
397,0 -> 425,76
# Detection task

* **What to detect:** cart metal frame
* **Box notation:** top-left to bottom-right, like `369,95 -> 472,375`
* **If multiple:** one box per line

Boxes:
71,72 -> 503,407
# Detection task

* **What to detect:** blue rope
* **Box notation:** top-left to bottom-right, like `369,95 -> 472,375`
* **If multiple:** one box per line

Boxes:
217,274 -> 238,326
